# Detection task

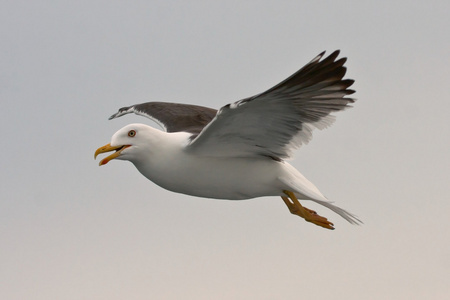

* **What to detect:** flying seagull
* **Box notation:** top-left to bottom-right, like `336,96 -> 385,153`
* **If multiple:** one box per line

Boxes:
95,50 -> 361,229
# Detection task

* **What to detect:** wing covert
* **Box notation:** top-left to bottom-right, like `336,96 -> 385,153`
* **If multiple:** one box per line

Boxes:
109,102 -> 217,134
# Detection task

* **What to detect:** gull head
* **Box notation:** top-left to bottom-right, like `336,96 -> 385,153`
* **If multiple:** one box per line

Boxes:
94,123 -> 156,166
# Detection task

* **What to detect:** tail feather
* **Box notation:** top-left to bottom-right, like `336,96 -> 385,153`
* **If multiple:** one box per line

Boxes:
311,199 -> 363,225
279,163 -> 362,225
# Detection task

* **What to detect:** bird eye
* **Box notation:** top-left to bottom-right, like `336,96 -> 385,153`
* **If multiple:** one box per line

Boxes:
128,130 -> 136,137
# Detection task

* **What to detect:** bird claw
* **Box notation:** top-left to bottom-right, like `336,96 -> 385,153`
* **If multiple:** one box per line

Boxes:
282,191 -> 334,230
302,209 -> 334,230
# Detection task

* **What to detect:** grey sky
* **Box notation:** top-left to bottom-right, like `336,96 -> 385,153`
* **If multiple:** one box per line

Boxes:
1,0 -> 449,299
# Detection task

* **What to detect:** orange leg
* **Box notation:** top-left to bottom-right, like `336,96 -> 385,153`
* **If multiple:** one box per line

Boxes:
282,190 -> 334,230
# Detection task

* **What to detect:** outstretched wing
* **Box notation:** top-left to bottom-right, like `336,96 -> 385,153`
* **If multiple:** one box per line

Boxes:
186,50 -> 355,160
109,102 -> 217,134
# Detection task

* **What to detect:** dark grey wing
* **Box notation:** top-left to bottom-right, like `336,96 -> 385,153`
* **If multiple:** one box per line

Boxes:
109,102 -> 218,134
186,50 -> 355,160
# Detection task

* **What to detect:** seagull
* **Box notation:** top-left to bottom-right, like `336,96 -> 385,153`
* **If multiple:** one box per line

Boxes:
95,50 -> 361,229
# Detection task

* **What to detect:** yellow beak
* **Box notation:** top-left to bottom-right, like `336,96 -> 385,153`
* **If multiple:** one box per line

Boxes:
94,143 -> 130,166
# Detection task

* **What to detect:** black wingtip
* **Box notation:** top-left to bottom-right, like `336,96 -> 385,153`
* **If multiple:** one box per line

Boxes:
108,110 -> 122,120
318,50 -> 341,60
330,49 -> 341,57
108,106 -> 134,120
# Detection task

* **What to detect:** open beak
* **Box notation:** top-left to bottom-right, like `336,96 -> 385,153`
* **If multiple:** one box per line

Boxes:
94,143 -> 130,166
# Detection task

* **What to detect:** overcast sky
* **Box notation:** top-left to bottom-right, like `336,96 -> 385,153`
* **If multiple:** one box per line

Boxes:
1,1 -> 449,299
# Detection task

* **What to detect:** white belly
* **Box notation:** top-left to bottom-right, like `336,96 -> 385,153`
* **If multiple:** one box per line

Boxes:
133,152 -> 287,200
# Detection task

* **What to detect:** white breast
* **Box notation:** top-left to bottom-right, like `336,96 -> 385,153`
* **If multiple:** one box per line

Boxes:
127,131 -> 285,199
